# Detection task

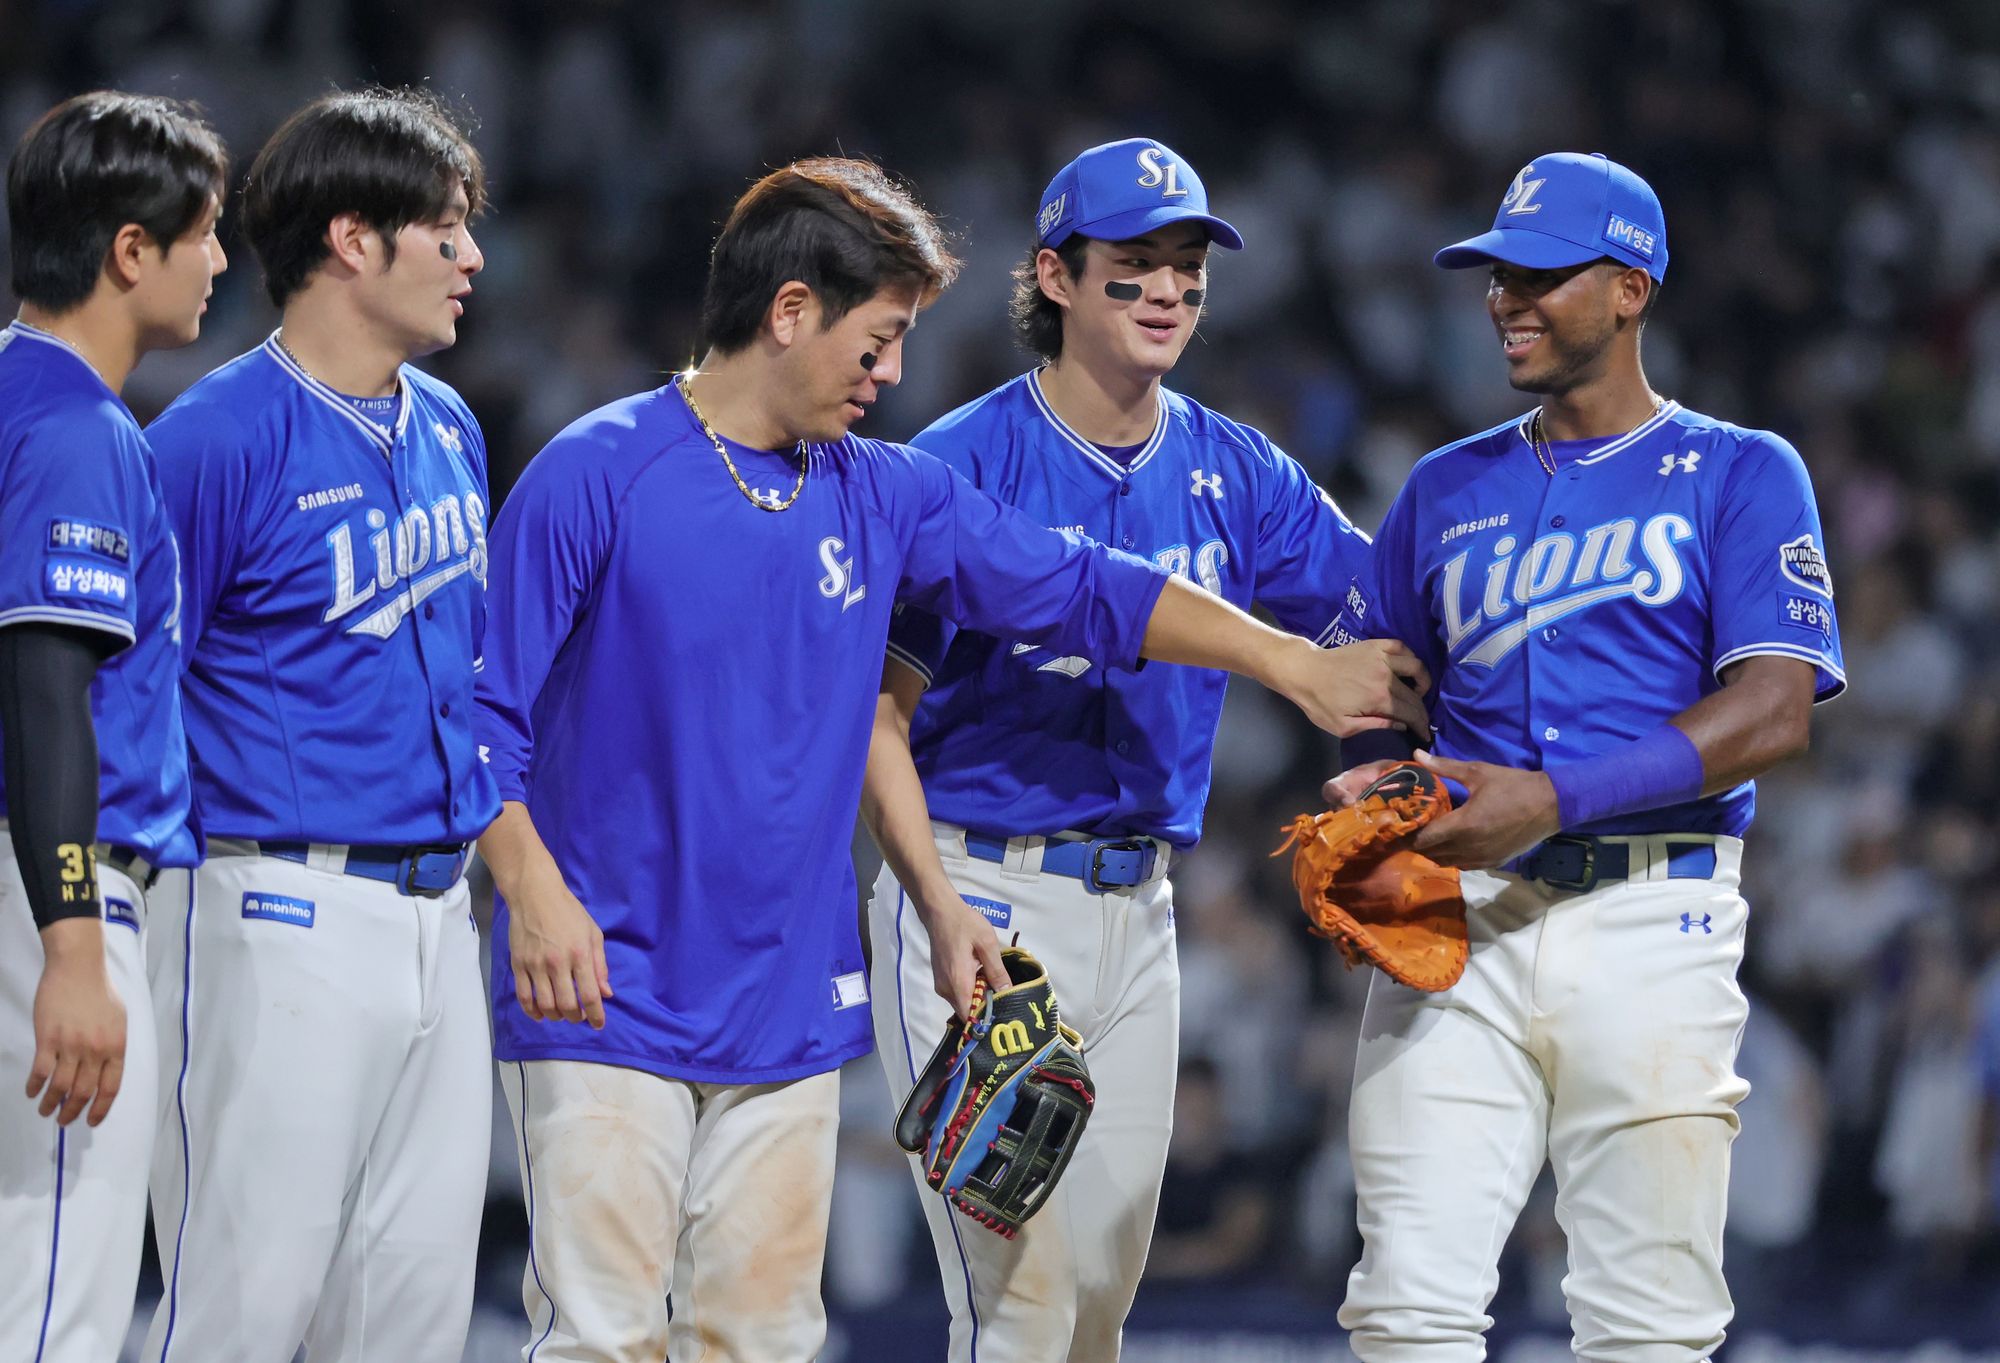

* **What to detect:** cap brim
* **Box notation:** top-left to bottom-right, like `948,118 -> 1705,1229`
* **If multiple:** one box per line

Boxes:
1070,205 -> 1245,251
1433,227 -> 1601,271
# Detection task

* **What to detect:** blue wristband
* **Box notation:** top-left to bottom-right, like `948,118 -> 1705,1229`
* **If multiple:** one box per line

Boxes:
1544,727 -> 1704,829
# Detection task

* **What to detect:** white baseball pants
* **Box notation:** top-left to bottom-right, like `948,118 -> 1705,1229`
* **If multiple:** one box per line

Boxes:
869,823 -> 1180,1363
141,850 -> 490,1363
500,1057 -> 840,1363
1340,836 -> 1752,1363
0,851 -> 155,1363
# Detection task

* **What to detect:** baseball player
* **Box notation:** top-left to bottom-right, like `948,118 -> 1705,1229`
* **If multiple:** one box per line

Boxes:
0,91 -> 224,1363
139,90 -> 496,1363
473,156 -> 1424,1363
1328,153 -> 1846,1360
860,137 -> 1371,1362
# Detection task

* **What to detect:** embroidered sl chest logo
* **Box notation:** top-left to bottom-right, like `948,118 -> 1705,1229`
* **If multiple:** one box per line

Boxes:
1659,451 -> 1700,476
1190,469 -> 1223,498
817,536 -> 866,610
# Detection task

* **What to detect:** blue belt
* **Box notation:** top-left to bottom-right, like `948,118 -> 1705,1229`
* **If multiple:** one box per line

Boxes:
260,841 -> 467,898
1508,835 -> 1717,893
962,831 -> 1162,893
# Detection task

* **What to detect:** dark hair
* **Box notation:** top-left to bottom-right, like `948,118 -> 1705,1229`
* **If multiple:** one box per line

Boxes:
1008,236 -> 1091,362
7,91 -> 227,312
242,88 -> 484,308
700,158 -> 960,354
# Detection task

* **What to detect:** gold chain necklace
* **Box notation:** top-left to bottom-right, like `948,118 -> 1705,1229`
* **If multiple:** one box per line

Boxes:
676,372 -> 807,512
1530,398 -> 1665,477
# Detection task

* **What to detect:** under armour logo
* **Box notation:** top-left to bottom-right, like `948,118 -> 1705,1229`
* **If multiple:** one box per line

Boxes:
1190,469 -> 1223,498
434,422 -> 464,453
753,488 -> 787,509
1679,912 -> 1713,934
1503,165 -> 1547,217
1659,452 -> 1701,477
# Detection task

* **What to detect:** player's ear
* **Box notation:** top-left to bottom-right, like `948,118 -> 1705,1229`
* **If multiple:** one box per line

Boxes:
1616,267 -> 1651,322
765,280 -> 816,348
1035,247 -> 1076,310
322,211 -> 377,276
103,221 -> 152,289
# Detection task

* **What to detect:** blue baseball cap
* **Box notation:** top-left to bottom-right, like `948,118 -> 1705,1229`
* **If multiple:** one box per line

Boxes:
1434,152 -> 1668,281
1035,138 -> 1244,250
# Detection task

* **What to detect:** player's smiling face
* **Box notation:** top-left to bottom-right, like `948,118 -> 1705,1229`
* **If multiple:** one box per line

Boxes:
1057,224 -> 1208,377
1487,259 -> 1644,394
783,282 -> 921,442
374,184 -> 482,359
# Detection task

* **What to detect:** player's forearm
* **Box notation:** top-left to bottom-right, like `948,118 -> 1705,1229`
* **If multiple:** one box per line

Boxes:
477,800 -> 567,905
1538,656 -> 1815,830
1138,576 -> 1300,686
860,671 -> 960,916
1671,655 -> 1816,792
0,627 -> 107,928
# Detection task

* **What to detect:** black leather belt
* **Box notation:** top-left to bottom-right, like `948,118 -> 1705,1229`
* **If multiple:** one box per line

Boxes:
1508,835 -> 1718,893
258,841 -> 468,898
94,841 -> 159,890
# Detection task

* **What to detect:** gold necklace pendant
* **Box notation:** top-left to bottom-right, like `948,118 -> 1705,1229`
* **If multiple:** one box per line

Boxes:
676,373 -> 808,512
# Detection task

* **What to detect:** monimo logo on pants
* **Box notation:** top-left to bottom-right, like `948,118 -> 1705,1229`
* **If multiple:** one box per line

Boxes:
242,892 -> 316,927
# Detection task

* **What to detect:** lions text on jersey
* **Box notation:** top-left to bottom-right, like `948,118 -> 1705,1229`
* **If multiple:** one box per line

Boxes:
146,335 -> 499,844
1335,402 -> 1844,836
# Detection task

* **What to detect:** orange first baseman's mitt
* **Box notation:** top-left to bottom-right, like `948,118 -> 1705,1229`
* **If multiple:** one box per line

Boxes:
1274,763 -> 1467,992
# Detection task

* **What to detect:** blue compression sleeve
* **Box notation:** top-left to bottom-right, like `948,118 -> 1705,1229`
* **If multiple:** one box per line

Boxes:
1545,725 -> 1704,829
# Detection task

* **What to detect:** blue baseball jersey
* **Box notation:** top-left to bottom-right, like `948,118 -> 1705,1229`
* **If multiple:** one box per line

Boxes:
475,383 -> 1168,1085
0,322 -> 198,866
146,335 -> 499,845
888,371 -> 1367,848
1333,401 -> 1845,837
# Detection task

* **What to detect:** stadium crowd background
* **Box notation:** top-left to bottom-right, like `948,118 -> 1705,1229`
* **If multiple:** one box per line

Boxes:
7,0 -> 2000,1355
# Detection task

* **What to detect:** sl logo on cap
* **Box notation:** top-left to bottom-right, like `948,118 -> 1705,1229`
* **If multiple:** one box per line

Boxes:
1503,164 -> 1546,217
1135,147 -> 1189,199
